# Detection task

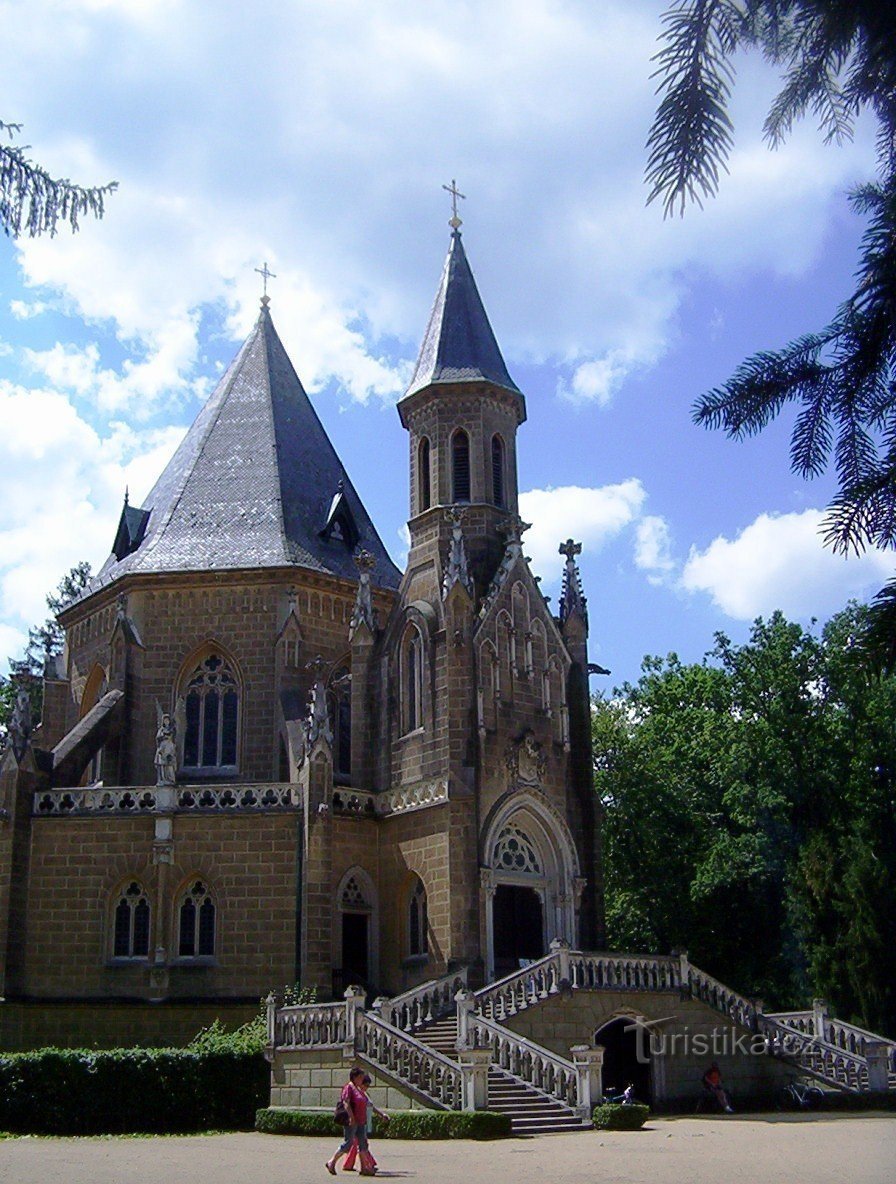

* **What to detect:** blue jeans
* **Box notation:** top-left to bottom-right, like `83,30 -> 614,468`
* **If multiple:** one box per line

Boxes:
339,1122 -> 368,1154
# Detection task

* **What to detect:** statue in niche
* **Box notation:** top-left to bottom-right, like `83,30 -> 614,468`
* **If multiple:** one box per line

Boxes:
8,686 -> 33,762
154,701 -> 178,786
505,727 -> 547,790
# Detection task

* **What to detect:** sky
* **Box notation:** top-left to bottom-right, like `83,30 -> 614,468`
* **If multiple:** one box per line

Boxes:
0,0 -> 892,692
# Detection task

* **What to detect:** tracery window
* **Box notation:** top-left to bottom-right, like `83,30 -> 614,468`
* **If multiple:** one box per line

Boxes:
493,825 -> 542,875
182,653 -> 239,772
112,881 -> 151,959
178,880 -> 216,958
452,430 -> 471,503
341,875 -> 369,910
408,875 -> 428,958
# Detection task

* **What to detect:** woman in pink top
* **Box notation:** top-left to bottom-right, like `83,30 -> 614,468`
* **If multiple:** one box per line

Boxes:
326,1067 -> 378,1176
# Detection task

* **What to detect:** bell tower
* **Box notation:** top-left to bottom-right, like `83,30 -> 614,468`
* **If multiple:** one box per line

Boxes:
398,205 -> 526,598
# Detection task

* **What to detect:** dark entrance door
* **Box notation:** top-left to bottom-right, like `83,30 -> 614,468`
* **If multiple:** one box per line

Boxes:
493,884 -> 544,978
595,1018 -> 652,1103
341,912 -> 369,987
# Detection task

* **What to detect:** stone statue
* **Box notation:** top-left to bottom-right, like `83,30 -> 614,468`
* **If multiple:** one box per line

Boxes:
505,727 -> 547,789
154,702 -> 178,786
8,686 -> 33,762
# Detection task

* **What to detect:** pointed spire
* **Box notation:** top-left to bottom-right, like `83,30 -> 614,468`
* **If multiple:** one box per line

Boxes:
559,539 -> 588,626
442,508 -> 474,600
403,229 -> 520,399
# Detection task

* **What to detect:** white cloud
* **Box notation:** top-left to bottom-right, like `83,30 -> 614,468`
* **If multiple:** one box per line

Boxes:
520,480 -> 647,582
0,624 -> 28,671
10,300 -> 50,320
681,509 -> 893,621
635,515 -> 676,584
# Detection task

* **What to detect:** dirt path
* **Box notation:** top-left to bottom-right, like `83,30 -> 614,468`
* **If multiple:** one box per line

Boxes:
2,1113 -> 894,1184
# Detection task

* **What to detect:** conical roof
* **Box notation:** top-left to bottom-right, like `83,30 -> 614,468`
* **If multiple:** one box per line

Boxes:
403,230 -> 520,399
87,303 -> 401,594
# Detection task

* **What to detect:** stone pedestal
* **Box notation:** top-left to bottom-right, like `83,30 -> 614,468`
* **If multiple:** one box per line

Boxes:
570,1044 -> 604,1118
458,1048 -> 491,1110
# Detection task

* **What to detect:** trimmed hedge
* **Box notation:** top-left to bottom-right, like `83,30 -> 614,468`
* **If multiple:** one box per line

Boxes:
256,1107 -> 512,1140
592,1102 -> 650,1131
0,1047 -> 268,1135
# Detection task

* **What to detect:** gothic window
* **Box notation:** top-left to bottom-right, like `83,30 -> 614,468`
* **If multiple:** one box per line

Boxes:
408,875 -> 428,958
177,880 -> 216,958
401,625 -> 423,734
493,825 -> 543,875
341,874 -> 369,910
182,652 -> 240,772
328,663 -> 352,784
112,881 -> 151,959
419,437 -> 432,512
452,430 -> 471,503
491,435 -> 505,507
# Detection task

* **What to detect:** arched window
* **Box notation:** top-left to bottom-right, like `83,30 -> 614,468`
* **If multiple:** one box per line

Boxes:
112,881 -> 151,959
328,663 -> 352,784
178,880 -> 216,958
408,875 -> 428,958
182,651 -> 240,773
493,824 -> 543,875
452,430 -> 471,503
418,437 -> 431,512
491,435 -> 505,507
402,626 -> 423,734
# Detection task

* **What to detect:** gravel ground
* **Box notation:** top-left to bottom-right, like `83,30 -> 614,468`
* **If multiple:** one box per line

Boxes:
1,1113 -> 894,1184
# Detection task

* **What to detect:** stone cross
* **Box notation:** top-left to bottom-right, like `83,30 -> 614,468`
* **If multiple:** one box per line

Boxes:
559,539 -> 582,561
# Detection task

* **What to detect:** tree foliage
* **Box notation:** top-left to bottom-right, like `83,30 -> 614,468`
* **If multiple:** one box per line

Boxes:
0,561 -> 92,748
1,120 -> 116,238
596,604 -> 896,1036
646,2 -> 896,560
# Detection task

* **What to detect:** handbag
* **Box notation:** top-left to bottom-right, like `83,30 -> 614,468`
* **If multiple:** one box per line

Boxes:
334,1098 -> 350,1125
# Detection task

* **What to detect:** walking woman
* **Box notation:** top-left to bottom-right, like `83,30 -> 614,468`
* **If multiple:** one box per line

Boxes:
326,1066 -> 384,1177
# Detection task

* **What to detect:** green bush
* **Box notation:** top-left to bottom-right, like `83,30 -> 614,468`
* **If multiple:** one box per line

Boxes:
0,1047 -> 268,1135
591,1102 -> 650,1130
255,1107 -> 512,1140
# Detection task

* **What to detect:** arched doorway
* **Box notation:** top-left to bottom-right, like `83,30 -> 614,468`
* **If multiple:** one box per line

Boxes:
595,1017 -> 653,1104
335,867 -> 378,994
481,794 -> 582,982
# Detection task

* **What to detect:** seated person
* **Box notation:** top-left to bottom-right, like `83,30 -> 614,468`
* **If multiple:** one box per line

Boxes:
701,1062 -> 734,1113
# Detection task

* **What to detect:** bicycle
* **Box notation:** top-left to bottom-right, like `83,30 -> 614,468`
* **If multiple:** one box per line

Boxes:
776,1077 -> 826,1111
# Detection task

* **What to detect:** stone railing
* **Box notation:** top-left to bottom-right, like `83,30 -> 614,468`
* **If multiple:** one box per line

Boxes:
355,1011 -> 463,1110
374,969 -> 468,1033
760,1016 -> 868,1092
474,952 -> 563,1019
768,1006 -> 896,1075
568,951 -> 682,992
271,1000 -> 347,1050
764,1009 -> 814,1034
686,963 -> 758,1030
34,782 -> 295,815
467,1013 -> 578,1109
376,779 -> 449,817
332,788 -> 377,817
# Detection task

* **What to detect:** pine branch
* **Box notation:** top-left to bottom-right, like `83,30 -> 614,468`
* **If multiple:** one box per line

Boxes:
0,119 -> 117,238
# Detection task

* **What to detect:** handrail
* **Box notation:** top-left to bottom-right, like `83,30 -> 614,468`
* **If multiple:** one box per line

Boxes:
686,964 -> 758,1030
760,1016 -> 867,1092
355,1011 -> 463,1110
468,1013 -> 578,1109
474,951 -> 561,1018
568,951 -> 682,992
380,969 -> 468,1032
275,1001 -> 347,1049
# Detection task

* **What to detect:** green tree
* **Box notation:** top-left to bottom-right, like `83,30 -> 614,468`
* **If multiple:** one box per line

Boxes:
1,119 -> 116,237
596,605 -> 896,1033
0,561 -> 92,749
646,3 -> 896,596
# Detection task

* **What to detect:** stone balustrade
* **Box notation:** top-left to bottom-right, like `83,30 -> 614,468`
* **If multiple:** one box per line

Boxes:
374,969 -> 468,1033
686,963 -> 759,1030
355,1011 -> 463,1110
760,1015 -> 869,1091
33,783 -> 295,815
467,1012 -> 578,1109
271,1000 -> 347,1049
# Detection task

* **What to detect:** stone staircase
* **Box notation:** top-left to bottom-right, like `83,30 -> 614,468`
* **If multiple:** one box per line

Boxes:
416,1015 -> 591,1135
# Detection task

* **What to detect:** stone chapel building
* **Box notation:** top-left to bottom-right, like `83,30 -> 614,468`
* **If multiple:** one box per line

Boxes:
0,225 -> 602,1047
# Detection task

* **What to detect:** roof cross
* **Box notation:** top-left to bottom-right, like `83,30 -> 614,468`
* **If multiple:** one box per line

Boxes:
255,261 -> 277,304
442,178 -> 466,229
559,538 -> 582,561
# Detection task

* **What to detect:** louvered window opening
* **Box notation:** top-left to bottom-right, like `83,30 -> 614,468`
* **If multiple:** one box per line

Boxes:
452,431 -> 471,502
183,654 -> 239,770
419,438 -> 431,511
492,436 -> 505,507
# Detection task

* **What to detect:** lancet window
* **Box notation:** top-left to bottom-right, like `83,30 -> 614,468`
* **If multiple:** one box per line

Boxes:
181,652 -> 240,773
178,880 -> 216,958
112,881 -> 151,959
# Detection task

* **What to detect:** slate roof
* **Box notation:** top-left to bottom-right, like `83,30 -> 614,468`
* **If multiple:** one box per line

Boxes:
403,230 -> 520,399
84,303 -> 401,598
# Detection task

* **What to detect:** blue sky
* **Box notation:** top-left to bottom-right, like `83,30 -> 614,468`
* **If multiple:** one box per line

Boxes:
0,0 -> 891,690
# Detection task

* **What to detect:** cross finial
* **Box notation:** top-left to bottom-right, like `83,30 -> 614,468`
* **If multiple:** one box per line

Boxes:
559,539 -> 582,561
442,179 -> 466,229
255,261 -> 277,306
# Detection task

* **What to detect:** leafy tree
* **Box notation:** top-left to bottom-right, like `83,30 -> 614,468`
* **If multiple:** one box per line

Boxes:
0,561 -> 92,749
1,119 -> 116,237
646,3 -> 896,584
596,605 -> 896,1034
